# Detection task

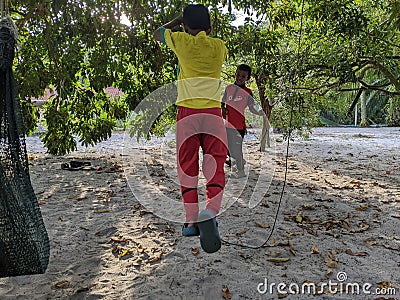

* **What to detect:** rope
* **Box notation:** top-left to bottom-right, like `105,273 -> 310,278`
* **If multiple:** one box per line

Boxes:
0,0 -> 9,18
221,0 -> 306,250
0,0 -> 18,43
0,9 -> 50,276
0,15 -> 18,41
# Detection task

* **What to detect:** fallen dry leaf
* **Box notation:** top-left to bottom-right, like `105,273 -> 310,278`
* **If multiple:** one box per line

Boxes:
224,233 -> 236,238
232,213 -> 240,217
265,240 -> 277,247
265,251 -> 281,257
356,205 -> 370,211
364,238 -> 378,246
323,289 -> 338,296
341,221 -> 354,232
289,242 -> 296,256
236,229 -> 248,236
191,248 -> 199,256
345,249 -> 368,256
326,268 -> 333,278
266,257 -> 290,263
277,241 -> 290,246
164,225 -> 175,234
376,281 -> 394,289
383,244 -> 399,251
358,224 -> 370,232
111,238 -> 128,244
370,181 -> 388,188
277,293 -> 288,298
222,287 -> 232,299
52,280 -> 70,289
94,209 -> 109,213
111,245 -> 119,253
255,222 -> 269,228
238,252 -> 252,259
302,205 -> 315,210
132,203 -> 141,210
323,252 -> 338,268
148,252 -> 162,263
139,210 -> 153,216
350,180 -> 363,186
118,249 -> 130,258
132,259 -> 143,267
311,245 -> 319,254
282,232 -> 295,237
76,286 -> 90,293
295,211 -> 303,223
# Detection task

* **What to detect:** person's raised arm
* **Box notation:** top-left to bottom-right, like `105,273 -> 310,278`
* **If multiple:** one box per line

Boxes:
153,17 -> 183,42
249,104 -> 262,116
248,101 -> 264,116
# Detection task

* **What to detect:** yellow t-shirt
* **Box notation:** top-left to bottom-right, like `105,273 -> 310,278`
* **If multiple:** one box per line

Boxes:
162,29 -> 227,108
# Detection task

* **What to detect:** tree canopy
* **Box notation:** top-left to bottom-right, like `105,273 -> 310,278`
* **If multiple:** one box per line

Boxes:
5,0 -> 400,154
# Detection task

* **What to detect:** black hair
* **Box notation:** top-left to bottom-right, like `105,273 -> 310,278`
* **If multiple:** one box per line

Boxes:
182,4 -> 211,31
236,64 -> 252,79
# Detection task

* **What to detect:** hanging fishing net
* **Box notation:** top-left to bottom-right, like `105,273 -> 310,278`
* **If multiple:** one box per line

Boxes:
0,16 -> 49,277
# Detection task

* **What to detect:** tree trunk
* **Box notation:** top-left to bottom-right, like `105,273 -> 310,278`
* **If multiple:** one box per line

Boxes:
360,90 -> 369,127
260,115 -> 270,151
354,104 -> 358,126
255,74 -> 273,152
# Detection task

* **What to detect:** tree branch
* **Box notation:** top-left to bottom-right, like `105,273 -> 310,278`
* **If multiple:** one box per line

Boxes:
358,80 -> 400,96
360,59 -> 400,91
347,88 -> 364,113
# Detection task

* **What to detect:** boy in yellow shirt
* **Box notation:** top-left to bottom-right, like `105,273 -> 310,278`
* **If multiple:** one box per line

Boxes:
154,4 -> 227,253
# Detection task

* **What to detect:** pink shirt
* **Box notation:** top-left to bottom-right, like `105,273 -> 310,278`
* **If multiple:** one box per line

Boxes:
223,84 -> 254,130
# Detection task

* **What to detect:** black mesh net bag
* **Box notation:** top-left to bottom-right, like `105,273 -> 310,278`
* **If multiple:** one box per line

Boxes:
0,16 -> 49,277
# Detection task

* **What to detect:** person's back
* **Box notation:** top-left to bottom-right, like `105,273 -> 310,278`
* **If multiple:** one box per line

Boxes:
173,31 -> 226,78
154,4 -> 228,254
165,30 -> 226,108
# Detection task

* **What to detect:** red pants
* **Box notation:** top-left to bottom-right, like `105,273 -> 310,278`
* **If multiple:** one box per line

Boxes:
176,106 -> 228,222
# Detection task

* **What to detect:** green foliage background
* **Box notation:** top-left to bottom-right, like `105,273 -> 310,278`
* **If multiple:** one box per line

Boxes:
5,0 -> 400,154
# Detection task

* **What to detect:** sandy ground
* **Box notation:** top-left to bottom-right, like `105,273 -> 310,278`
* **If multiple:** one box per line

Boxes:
0,127 -> 399,300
